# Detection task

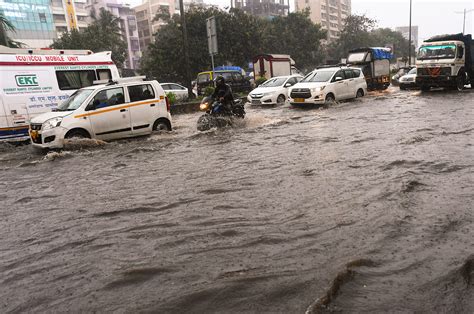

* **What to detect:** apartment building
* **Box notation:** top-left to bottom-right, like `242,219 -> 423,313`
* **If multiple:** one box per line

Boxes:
233,0 -> 290,18
395,26 -> 419,48
87,0 -> 141,69
134,0 -> 176,53
1,0 -> 89,48
295,0 -> 351,41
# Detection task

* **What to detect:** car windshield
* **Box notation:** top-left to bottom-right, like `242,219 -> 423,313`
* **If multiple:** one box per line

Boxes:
56,89 -> 94,111
418,44 -> 456,60
301,71 -> 335,82
408,68 -> 417,75
260,77 -> 286,87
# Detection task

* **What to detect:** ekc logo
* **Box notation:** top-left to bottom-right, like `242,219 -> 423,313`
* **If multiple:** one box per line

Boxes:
15,74 -> 38,87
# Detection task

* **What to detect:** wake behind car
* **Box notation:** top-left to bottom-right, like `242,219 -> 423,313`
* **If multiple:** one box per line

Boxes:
29,77 -> 172,149
247,75 -> 302,105
289,66 -> 367,106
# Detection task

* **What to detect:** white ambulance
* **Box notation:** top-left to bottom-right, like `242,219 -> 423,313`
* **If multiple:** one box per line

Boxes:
0,45 -> 120,142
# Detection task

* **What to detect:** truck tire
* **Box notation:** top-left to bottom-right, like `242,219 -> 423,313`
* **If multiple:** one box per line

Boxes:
456,74 -> 465,91
421,85 -> 430,92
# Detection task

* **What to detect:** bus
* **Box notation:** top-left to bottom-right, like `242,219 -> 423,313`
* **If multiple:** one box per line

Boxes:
0,46 -> 120,142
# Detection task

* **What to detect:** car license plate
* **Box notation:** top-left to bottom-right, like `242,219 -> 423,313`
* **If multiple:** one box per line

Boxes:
30,130 -> 38,140
294,98 -> 305,103
252,100 -> 261,105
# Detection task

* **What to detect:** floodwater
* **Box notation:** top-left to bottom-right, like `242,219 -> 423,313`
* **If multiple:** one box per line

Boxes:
0,88 -> 473,313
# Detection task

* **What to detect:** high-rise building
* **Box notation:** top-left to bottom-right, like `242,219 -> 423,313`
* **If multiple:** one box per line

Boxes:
395,26 -> 419,48
294,0 -> 351,41
233,0 -> 290,18
87,0 -> 141,69
1,0 -> 89,48
134,0 -> 210,54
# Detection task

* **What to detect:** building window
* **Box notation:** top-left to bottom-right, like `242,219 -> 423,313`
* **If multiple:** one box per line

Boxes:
39,13 -> 47,23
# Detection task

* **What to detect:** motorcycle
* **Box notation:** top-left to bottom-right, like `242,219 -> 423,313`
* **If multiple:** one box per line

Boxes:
197,96 -> 246,131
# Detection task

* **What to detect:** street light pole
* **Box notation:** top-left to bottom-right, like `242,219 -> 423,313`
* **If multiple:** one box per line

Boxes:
455,9 -> 474,34
178,0 -> 194,98
408,0 -> 412,67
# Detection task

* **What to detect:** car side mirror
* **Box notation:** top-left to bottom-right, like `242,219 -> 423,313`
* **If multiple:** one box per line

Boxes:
335,77 -> 343,82
284,83 -> 292,87
457,46 -> 464,59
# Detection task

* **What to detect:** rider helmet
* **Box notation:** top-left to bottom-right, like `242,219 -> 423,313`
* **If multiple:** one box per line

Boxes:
215,75 -> 225,87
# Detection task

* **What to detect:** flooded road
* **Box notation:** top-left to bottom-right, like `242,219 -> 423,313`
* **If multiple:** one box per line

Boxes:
1,88 -> 473,313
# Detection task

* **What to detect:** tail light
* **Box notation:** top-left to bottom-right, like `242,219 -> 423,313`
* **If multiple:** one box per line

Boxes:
165,96 -> 170,112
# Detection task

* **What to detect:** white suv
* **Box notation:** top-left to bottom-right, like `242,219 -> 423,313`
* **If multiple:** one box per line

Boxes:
29,77 -> 172,149
289,66 -> 367,105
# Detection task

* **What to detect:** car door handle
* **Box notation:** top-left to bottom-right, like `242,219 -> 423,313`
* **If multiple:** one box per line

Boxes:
120,109 -> 127,112
150,104 -> 155,107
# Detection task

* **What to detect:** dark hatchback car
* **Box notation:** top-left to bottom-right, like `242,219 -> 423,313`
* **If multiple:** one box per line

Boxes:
196,70 -> 252,95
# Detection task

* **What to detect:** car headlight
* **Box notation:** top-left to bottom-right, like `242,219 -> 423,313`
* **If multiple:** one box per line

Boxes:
311,86 -> 325,93
262,92 -> 273,97
42,117 -> 63,130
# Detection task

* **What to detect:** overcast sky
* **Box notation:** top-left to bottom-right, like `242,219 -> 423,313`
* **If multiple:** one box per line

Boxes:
127,0 -> 473,42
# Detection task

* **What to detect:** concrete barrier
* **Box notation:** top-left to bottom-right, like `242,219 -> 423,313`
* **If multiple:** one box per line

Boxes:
170,96 -> 247,115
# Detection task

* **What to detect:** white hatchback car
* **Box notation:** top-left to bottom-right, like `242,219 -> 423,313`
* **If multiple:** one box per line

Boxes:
29,77 -> 172,149
247,75 -> 302,105
289,66 -> 367,105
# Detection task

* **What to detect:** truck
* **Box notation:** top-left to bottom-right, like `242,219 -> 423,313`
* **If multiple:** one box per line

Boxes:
347,47 -> 393,91
0,45 -> 119,142
252,54 -> 296,80
416,33 -> 473,91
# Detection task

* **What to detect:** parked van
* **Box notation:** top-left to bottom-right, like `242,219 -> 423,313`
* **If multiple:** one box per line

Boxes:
29,77 -> 172,149
196,70 -> 251,95
0,45 -> 120,142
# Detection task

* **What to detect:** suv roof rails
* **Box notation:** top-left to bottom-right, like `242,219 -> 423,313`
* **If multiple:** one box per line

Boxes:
316,63 -> 347,69
105,76 -> 148,86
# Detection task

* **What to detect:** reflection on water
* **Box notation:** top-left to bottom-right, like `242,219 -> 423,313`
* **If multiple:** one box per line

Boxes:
0,89 -> 473,312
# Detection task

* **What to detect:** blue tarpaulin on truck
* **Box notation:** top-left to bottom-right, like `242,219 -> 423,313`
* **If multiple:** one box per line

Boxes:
372,48 -> 393,60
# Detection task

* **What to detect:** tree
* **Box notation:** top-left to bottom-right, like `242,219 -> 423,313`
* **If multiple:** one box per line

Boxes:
328,14 -> 376,61
328,14 -> 414,63
0,11 -> 24,48
140,7 -> 326,84
51,8 -> 128,68
370,28 -> 415,61
263,9 -> 326,71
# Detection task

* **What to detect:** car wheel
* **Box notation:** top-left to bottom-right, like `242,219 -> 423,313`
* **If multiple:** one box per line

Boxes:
325,94 -> 335,105
153,119 -> 171,132
65,129 -> 90,139
356,89 -> 364,98
277,94 -> 285,105
400,84 -> 406,90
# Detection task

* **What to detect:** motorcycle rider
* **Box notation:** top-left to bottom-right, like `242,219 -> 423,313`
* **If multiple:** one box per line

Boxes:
212,75 -> 234,114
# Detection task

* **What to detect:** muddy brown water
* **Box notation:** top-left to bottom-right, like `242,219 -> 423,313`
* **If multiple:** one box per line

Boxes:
0,88 -> 473,313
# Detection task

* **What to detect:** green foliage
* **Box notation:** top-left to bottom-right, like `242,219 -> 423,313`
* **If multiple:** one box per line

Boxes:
0,11 -> 24,47
203,86 -> 215,96
140,8 -> 326,83
328,14 -> 415,62
50,8 -> 128,68
166,92 -> 177,105
255,77 -> 267,86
